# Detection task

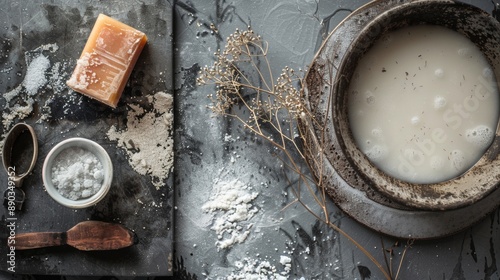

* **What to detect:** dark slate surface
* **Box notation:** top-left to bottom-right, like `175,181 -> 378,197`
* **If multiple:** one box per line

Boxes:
173,0 -> 500,279
0,0 -> 173,277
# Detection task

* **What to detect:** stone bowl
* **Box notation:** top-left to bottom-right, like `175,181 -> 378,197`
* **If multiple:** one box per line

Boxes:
333,0 -> 500,210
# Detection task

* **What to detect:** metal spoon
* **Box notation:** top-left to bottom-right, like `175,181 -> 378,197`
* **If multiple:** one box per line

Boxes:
2,123 -> 38,210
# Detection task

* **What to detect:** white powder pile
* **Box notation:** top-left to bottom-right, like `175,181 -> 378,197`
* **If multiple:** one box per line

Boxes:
51,147 -> 104,200
106,91 -> 174,189
226,255 -> 292,280
2,43 -> 63,132
202,179 -> 259,250
2,83 -> 29,130
2,53 -> 50,130
23,55 -> 51,95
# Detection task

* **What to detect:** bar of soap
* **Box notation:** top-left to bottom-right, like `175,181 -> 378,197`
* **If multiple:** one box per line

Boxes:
66,14 -> 147,108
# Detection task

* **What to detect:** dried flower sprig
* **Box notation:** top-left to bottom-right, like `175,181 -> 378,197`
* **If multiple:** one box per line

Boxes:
198,29 -> 307,147
197,27 -> 408,280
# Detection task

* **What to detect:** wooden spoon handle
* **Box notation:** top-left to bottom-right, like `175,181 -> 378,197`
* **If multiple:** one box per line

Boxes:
12,221 -> 137,251
14,232 -> 66,250
67,221 -> 137,251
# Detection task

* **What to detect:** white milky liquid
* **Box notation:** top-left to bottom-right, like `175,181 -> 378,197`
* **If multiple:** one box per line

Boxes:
347,25 -> 499,184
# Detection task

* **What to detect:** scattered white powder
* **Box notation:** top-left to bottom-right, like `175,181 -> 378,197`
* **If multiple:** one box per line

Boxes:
0,66 -> 13,74
48,60 -> 72,96
1,43 -> 174,191
36,43 -> 59,53
227,256 -> 291,280
2,43 -> 62,132
279,255 -> 291,266
2,91 -> 35,131
23,55 -> 51,96
106,91 -> 174,189
3,84 -> 22,103
51,147 -> 103,200
224,133 -> 234,142
202,179 -> 259,250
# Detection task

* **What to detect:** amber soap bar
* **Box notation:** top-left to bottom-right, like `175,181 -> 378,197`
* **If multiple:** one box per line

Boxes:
66,14 -> 147,108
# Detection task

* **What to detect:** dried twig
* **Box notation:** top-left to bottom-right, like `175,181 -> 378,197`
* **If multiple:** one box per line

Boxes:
198,27 -> 411,280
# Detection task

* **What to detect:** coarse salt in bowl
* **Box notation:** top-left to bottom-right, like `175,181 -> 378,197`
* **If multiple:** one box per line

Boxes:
42,138 -> 113,209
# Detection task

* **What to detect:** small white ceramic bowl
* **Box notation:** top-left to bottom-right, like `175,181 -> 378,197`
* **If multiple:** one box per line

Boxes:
42,138 -> 113,208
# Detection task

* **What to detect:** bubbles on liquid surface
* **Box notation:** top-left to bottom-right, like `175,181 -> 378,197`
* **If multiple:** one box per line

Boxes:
403,148 -> 425,166
365,91 -> 375,105
371,128 -> 383,139
433,95 -> 447,110
366,96 -> 375,104
450,150 -> 465,171
347,25 -> 499,184
465,125 -> 494,149
410,116 -> 420,125
457,48 -> 470,57
430,156 -> 444,170
364,144 -> 388,162
483,67 -> 494,79
434,68 -> 444,78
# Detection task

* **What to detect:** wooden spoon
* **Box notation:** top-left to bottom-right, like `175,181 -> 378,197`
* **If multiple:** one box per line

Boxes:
13,221 -> 138,251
